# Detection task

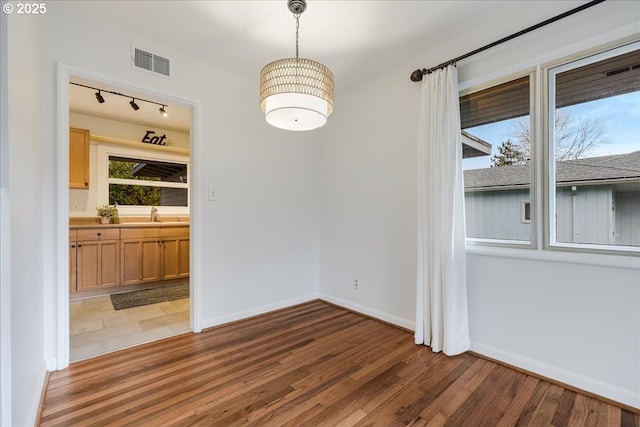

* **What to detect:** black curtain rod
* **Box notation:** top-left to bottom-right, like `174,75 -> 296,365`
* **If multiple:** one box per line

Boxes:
69,82 -> 167,108
410,0 -> 606,82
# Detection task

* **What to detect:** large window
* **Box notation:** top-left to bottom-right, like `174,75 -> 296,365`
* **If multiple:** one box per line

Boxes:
98,145 -> 189,215
108,156 -> 188,207
460,75 -> 532,243
548,43 -> 640,251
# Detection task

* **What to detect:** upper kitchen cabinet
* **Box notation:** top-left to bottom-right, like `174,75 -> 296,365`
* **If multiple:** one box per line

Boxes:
69,127 -> 90,189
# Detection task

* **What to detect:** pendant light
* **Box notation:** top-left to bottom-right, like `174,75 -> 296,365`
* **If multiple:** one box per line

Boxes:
259,0 -> 334,131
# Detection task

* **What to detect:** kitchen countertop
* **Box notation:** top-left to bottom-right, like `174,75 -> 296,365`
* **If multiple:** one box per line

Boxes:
70,222 -> 189,229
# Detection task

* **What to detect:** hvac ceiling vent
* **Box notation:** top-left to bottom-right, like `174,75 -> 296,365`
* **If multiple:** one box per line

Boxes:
132,47 -> 171,77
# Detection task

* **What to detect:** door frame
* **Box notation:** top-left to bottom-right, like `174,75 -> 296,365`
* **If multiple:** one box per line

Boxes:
55,63 -> 202,369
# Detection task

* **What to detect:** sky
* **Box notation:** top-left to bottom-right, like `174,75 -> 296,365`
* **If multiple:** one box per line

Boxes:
462,91 -> 640,171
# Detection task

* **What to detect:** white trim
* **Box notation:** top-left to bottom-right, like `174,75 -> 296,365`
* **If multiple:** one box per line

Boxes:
466,244 -> 640,270
96,143 -> 190,216
466,238 -> 531,247
319,293 -> 415,331
471,341 -> 640,410
189,102 -> 201,333
55,63 -> 200,369
55,63 -> 71,370
0,6 -> 11,424
199,294 -> 320,331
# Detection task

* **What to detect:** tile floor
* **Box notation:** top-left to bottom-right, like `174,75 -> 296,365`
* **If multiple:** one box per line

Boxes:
69,294 -> 190,362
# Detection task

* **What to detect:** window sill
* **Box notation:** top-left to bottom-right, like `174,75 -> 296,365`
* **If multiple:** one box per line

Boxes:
466,244 -> 640,270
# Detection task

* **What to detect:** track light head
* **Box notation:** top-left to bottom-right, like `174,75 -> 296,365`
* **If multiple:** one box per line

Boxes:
130,98 -> 140,111
95,90 -> 105,104
159,105 -> 168,117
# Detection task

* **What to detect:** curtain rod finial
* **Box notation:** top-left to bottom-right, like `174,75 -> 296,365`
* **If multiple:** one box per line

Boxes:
410,69 -> 424,82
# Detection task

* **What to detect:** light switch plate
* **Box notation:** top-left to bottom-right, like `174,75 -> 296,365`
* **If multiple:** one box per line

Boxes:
208,186 -> 217,201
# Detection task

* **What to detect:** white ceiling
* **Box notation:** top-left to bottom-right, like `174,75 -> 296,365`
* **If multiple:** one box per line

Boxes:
68,0 -> 589,132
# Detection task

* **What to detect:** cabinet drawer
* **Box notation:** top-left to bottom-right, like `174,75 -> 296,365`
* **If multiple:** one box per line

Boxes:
69,229 -> 77,241
77,228 -> 120,241
160,226 -> 189,238
121,227 -> 160,239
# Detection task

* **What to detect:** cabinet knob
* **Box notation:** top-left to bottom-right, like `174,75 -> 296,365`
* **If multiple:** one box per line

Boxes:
71,245 -> 76,248
84,182 -> 88,186
77,244 -> 82,248
97,233 -> 101,237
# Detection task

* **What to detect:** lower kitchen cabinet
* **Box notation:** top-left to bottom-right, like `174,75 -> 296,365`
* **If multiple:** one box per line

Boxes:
121,228 -> 162,286
70,224 -> 189,293
160,227 -> 190,281
70,228 -> 120,291
121,226 -> 190,286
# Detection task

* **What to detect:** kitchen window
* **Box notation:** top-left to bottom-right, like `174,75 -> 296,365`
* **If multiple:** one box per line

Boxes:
97,145 -> 189,216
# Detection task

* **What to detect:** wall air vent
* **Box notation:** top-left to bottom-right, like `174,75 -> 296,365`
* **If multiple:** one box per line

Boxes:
132,47 -> 171,77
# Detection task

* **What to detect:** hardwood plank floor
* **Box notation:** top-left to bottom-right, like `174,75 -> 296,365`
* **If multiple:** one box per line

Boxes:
40,301 -> 638,426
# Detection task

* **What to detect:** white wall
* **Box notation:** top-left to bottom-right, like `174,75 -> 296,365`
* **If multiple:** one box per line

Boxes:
6,2 -> 321,424
70,112 -> 190,149
319,1 -> 640,409
0,4 -> 11,426
7,13 -> 48,427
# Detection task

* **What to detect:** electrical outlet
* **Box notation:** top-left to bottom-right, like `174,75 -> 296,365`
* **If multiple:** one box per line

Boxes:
353,279 -> 359,290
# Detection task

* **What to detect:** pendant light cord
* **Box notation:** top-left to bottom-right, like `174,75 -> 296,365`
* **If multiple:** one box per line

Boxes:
294,13 -> 300,59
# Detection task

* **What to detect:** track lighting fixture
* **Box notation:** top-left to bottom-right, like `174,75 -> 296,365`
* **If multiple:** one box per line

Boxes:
70,82 -> 170,118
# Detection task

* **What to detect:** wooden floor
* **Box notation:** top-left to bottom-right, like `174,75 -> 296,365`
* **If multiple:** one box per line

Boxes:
41,301 -> 638,426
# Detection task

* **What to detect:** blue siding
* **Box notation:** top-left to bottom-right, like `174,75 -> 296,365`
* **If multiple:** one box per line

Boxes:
465,189 -> 530,241
556,186 -> 612,245
615,191 -> 640,246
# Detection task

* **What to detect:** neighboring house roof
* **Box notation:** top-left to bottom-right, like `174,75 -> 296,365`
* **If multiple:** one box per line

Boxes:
461,130 -> 492,159
464,150 -> 640,190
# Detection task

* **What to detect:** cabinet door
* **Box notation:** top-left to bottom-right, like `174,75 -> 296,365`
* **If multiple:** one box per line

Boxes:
161,238 -> 180,281
178,238 -> 190,279
160,237 -> 190,281
121,238 -> 161,285
69,128 -> 90,189
77,240 -> 119,291
69,243 -> 77,292
77,241 -> 99,290
99,241 -> 120,287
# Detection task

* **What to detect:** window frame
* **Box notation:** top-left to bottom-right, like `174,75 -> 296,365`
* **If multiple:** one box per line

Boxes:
544,40 -> 640,255
97,143 -> 190,217
521,201 -> 531,224
460,69 -> 538,249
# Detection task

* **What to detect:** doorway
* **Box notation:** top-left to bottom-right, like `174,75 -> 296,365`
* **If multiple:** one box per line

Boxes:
58,65 -> 199,366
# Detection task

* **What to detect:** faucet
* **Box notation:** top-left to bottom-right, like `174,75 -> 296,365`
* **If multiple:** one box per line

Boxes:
150,206 -> 159,222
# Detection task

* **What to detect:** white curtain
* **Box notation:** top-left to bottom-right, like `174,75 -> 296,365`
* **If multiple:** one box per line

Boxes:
415,65 -> 470,356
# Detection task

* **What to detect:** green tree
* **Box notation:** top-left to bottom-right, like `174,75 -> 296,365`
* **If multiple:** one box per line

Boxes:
108,160 -> 160,206
490,139 -> 528,167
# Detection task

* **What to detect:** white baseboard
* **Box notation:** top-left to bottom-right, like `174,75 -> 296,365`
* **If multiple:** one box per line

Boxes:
318,293 -> 415,331
471,341 -> 640,410
199,293 -> 320,331
23,368 -> 48,427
